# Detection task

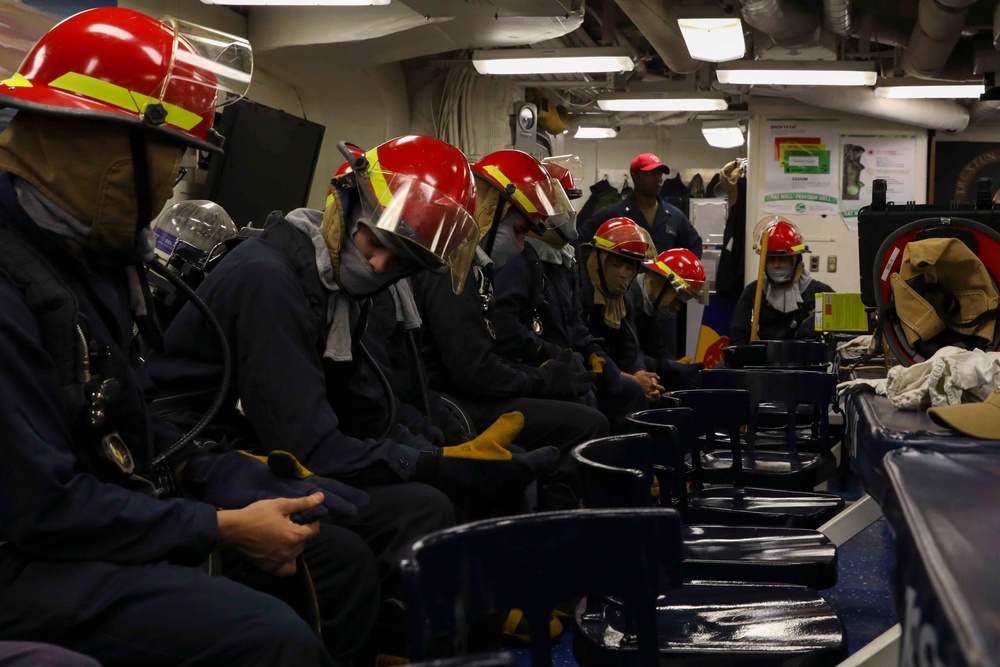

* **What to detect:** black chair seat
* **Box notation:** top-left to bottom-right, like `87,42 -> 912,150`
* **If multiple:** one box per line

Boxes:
700,451 -> 837,491
687,487 -> 844,529
573,433 -> 839,588
682,525 -> 837,589
574,582 -> 846,667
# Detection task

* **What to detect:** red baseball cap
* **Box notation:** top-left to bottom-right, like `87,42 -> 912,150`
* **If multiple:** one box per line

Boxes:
630,153 -> 670,175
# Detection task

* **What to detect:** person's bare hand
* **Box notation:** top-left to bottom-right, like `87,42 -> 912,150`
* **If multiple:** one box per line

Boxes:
631,370 -> 665,402
217,494 -> 323,576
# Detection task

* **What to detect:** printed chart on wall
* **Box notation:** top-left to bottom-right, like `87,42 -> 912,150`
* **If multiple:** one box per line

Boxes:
763,119 -> 840,215
839,135 -> 915,232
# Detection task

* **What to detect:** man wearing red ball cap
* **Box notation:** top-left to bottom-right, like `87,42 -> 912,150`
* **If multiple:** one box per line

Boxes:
580,152 -> 703,358
581,152 -> 702,260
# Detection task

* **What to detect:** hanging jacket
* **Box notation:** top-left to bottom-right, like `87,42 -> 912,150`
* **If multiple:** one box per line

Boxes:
716,162 -> 747,297
577,179 -> 621,236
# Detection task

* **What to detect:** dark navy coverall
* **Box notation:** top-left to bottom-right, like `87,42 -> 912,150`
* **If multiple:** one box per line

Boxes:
411,259 -> 610,474
146,213 -> 454,591
729,278 -> 833,345
582,194 -> 703,359
0,174 -> 367,666
491,244 -> 646,421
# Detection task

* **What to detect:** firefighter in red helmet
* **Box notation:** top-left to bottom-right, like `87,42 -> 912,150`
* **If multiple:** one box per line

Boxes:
0,7 -> 380,666
411,148 -> 609,513
631,248 -> 709,389
582,218 -> 667,403
729,216 -> 835,345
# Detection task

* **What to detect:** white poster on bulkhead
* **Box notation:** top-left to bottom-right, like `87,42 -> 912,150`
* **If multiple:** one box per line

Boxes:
763,119 -> 841,215
840,135 -> 916,231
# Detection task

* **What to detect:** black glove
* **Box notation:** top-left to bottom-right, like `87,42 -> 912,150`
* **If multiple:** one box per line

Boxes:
657,359 -> 704,390
413,412 -> 559,501
534,360 -> 597,398
551,348 -> 588,374
184,450 -> 369,524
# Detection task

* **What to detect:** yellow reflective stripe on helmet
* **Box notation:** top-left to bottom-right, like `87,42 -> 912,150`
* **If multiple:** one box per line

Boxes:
48,72 -> 203,131
791,243 -> 805,252
594,236 -> 614,248
1,73 -> 32,88
654,261 -> 690,289
365,146 -> 394,208
483,165 -> 538,215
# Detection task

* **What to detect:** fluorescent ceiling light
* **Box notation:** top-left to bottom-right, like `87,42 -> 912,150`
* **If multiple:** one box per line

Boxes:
677,18 -> 745,63
874,78 -> 985,99
716,61 -> 877,86
201,0 -> 389,4
472,47 -> 634,75
596,91 -> 728,112
574,127 -> 618,139
701,120 -> 744,148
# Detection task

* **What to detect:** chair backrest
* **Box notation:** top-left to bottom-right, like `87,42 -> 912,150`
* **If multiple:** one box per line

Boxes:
765,340 -> 830,366
668,390 -> 752,486
572,434 -> 656,509
626,408 -> 695,507
724,340 -> 830,369
401,509 -> 683,667
699,368 -> 836,455
722,343 -> 768,369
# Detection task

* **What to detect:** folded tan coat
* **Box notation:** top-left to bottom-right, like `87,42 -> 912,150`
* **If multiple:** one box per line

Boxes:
890,237 -> 999,346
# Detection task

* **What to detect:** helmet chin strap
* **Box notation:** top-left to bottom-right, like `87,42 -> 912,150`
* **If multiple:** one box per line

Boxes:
128,126 -> 153,244
483,183 -> 516,257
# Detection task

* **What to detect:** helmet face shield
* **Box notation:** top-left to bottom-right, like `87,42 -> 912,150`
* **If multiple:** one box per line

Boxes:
153,17 -> 252,122
647,257 -> 708,304
356,169 -> 480,294
527,177 -> 576,231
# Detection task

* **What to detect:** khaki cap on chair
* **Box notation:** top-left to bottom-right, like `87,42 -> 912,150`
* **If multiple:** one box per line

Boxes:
927,388 -> 1000,440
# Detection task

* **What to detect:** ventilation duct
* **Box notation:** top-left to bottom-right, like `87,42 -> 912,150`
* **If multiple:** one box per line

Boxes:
901,0 -> 980,80
612,0 -> 699,74
769,85 -> 970,132
739,0 -> 821,48
823,0 -> 856,37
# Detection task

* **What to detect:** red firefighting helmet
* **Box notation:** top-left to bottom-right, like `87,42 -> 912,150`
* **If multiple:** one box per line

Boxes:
353,135 -> 479,294
0,7 -> 252,153
587,217 -> 651,262
645,248 -> 709,305
753,216 -> 809,256
472,149 -> 575,235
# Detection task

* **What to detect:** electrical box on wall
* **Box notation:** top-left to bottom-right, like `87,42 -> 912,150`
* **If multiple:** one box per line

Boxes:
511,102 -> 543,159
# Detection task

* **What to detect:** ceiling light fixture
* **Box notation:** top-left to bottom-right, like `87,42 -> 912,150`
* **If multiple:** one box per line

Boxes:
596,90 -> 728,112
716,61 -> 877,86
573,127 -> 618,139
200,0 -> 390,4
677,18 -> 745,63
472,47 -> 634,75
874,78 -> 986,99
701,120 -> 745,148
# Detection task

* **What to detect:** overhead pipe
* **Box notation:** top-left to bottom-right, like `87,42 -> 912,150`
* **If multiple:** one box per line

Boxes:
968,100 -> 1000,126
568,112 -> 696,129
902,0 -> 980,79
739,0 -> 821,48
767,85 -> 970,132
612,0 -> 700,74
823,0 -> 856,37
